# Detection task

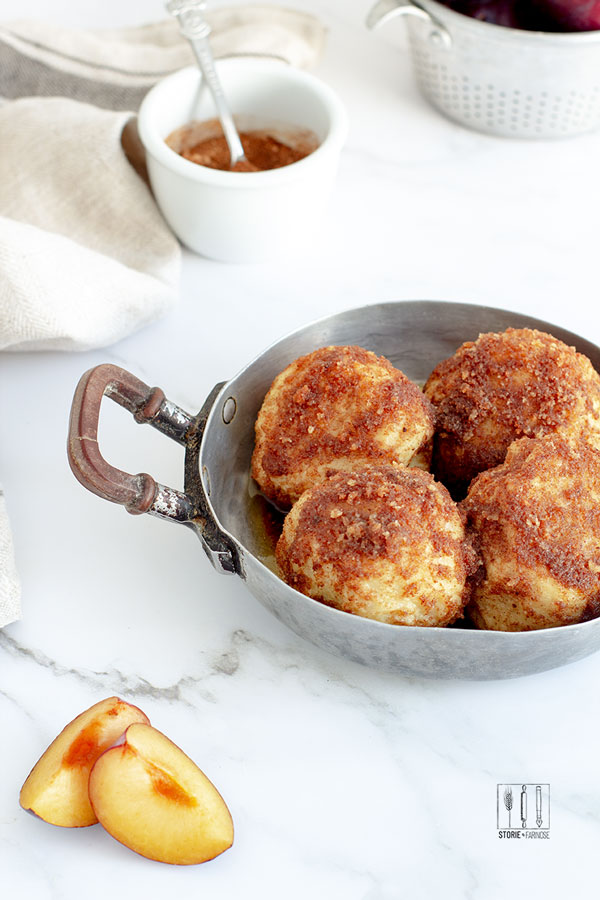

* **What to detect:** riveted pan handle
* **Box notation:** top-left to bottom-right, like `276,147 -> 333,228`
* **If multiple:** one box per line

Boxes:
68,364 -> 241,576
367,0 -> 451,47
68,364 -> 196,521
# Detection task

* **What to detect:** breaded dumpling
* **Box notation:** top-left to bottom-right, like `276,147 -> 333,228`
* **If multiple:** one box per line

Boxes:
462,434 -> 600,632
276,463 -> 475,627
424,327 -> 600,497
252,345 -> 435,509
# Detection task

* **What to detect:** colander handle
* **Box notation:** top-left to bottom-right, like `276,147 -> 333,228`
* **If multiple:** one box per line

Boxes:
366,0 -> 451,46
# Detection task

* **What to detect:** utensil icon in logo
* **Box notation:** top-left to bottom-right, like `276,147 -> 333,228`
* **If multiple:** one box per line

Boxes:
536,785 -> 543,827
521,785 -> 527,829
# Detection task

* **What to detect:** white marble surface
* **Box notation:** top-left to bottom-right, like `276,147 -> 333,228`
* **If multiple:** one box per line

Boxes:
3,0 -> 600,896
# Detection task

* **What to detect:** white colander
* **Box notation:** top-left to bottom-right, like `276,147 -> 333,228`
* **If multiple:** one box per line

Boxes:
368,0 -> 600,138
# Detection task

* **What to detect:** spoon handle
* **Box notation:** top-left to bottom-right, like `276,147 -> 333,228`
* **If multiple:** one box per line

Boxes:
167,0 -> 246,166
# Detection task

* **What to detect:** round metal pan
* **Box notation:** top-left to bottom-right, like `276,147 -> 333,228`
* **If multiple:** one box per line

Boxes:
68,300 -> 600,680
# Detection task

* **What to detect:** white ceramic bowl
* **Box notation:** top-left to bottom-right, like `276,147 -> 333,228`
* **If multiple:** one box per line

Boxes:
137,59 -> 348,263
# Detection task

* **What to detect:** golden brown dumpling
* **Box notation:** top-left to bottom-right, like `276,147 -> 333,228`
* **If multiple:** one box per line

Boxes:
276,463 -> 475,627
462,433 -> 600,632
424,327 -> 600,497
252,345 -> 434,509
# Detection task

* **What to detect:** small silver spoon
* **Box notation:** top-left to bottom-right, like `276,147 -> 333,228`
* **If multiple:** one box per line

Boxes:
167,0 -> 249,170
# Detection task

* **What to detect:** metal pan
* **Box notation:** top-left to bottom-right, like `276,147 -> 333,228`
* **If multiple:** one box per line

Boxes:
68,300 -> 600,680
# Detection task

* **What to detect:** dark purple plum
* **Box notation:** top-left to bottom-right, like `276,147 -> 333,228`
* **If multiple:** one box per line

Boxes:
437,0 -> 600,29
442,0 -> 524,26
527,0 -> 600,30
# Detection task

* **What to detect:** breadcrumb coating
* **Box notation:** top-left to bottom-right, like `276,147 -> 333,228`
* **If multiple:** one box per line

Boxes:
277,463 -> 478,627
424,328 -> 600,497
462,434 -> 600,631
252,345 -> 434,509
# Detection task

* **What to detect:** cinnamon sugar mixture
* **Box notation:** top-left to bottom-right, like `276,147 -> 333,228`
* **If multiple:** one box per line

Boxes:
167,119 -> 319,172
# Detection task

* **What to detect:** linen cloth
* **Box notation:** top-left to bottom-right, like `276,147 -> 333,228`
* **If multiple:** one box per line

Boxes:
0,489 -> 20,628
0,6 -> 326,625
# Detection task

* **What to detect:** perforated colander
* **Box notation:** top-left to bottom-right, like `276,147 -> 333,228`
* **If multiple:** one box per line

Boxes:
368,0 -> 600,138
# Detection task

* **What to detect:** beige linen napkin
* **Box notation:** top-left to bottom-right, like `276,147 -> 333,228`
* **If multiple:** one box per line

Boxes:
0,9 -> 326,111
0,98 -> 181,352
0,6 -> 326,625
0,488 -> 20,628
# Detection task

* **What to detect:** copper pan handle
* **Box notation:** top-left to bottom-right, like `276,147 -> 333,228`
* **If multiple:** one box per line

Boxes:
68,364 -> 196,521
